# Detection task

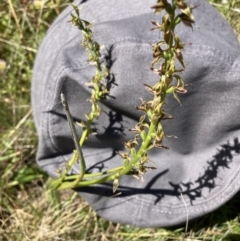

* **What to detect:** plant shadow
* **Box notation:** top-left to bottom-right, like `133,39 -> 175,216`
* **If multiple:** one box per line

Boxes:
80,138 -> 240,205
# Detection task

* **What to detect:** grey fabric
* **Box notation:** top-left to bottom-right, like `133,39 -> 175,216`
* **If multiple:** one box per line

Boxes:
31,0 -> 240,227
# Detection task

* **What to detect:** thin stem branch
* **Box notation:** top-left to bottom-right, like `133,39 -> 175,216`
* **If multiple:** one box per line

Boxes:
60,93 -> 86,185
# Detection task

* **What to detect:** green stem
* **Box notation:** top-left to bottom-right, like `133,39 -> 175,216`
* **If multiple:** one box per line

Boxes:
63,166 -> 124,180
120,119 -> 158,175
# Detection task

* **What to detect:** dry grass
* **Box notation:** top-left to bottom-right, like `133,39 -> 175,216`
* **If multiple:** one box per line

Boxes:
0,0 -> 240,240
209,0 -> 240,41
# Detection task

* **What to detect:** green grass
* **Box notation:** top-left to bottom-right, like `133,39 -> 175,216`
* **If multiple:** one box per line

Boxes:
0,0 -> 240,240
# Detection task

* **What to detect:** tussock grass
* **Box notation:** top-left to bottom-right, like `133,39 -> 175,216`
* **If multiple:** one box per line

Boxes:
0,0 -> 239,240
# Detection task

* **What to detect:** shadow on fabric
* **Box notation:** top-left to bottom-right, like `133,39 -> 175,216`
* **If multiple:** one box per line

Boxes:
79,137 -> 240,206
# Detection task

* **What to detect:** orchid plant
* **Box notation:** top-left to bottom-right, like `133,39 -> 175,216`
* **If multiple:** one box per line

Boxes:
49,0 -> 195,192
